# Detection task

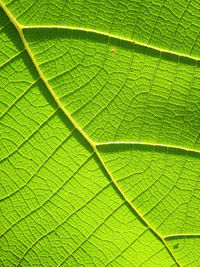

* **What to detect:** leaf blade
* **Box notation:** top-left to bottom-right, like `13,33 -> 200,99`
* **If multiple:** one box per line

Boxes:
1,1 -> 200,266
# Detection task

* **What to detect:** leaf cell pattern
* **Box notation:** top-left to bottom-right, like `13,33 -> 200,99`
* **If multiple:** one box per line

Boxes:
0,1 -> 200,266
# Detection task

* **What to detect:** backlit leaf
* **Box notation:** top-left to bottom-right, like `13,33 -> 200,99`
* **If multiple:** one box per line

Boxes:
0,1 -> 200,266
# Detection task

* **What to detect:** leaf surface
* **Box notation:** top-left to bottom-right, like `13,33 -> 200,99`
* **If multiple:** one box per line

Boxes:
0,1 -> 200,266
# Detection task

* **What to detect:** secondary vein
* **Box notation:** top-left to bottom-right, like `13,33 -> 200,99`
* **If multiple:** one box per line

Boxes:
22,25 -> 200,62
95,141 -> 200,155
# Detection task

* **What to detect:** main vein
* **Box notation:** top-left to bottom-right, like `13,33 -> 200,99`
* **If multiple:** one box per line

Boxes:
0,2 -> 181,266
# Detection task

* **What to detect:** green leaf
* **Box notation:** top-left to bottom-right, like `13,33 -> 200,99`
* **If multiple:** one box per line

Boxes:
0,0 -> 200,266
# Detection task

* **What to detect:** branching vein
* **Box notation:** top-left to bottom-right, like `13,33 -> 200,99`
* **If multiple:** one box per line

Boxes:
2,1 -> 198,266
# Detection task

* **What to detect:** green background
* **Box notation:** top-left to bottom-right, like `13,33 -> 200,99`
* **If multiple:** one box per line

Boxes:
0,0 -> 200,266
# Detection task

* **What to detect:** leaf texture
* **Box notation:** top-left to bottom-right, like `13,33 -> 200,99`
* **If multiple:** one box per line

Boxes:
0,0 -> 200,266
